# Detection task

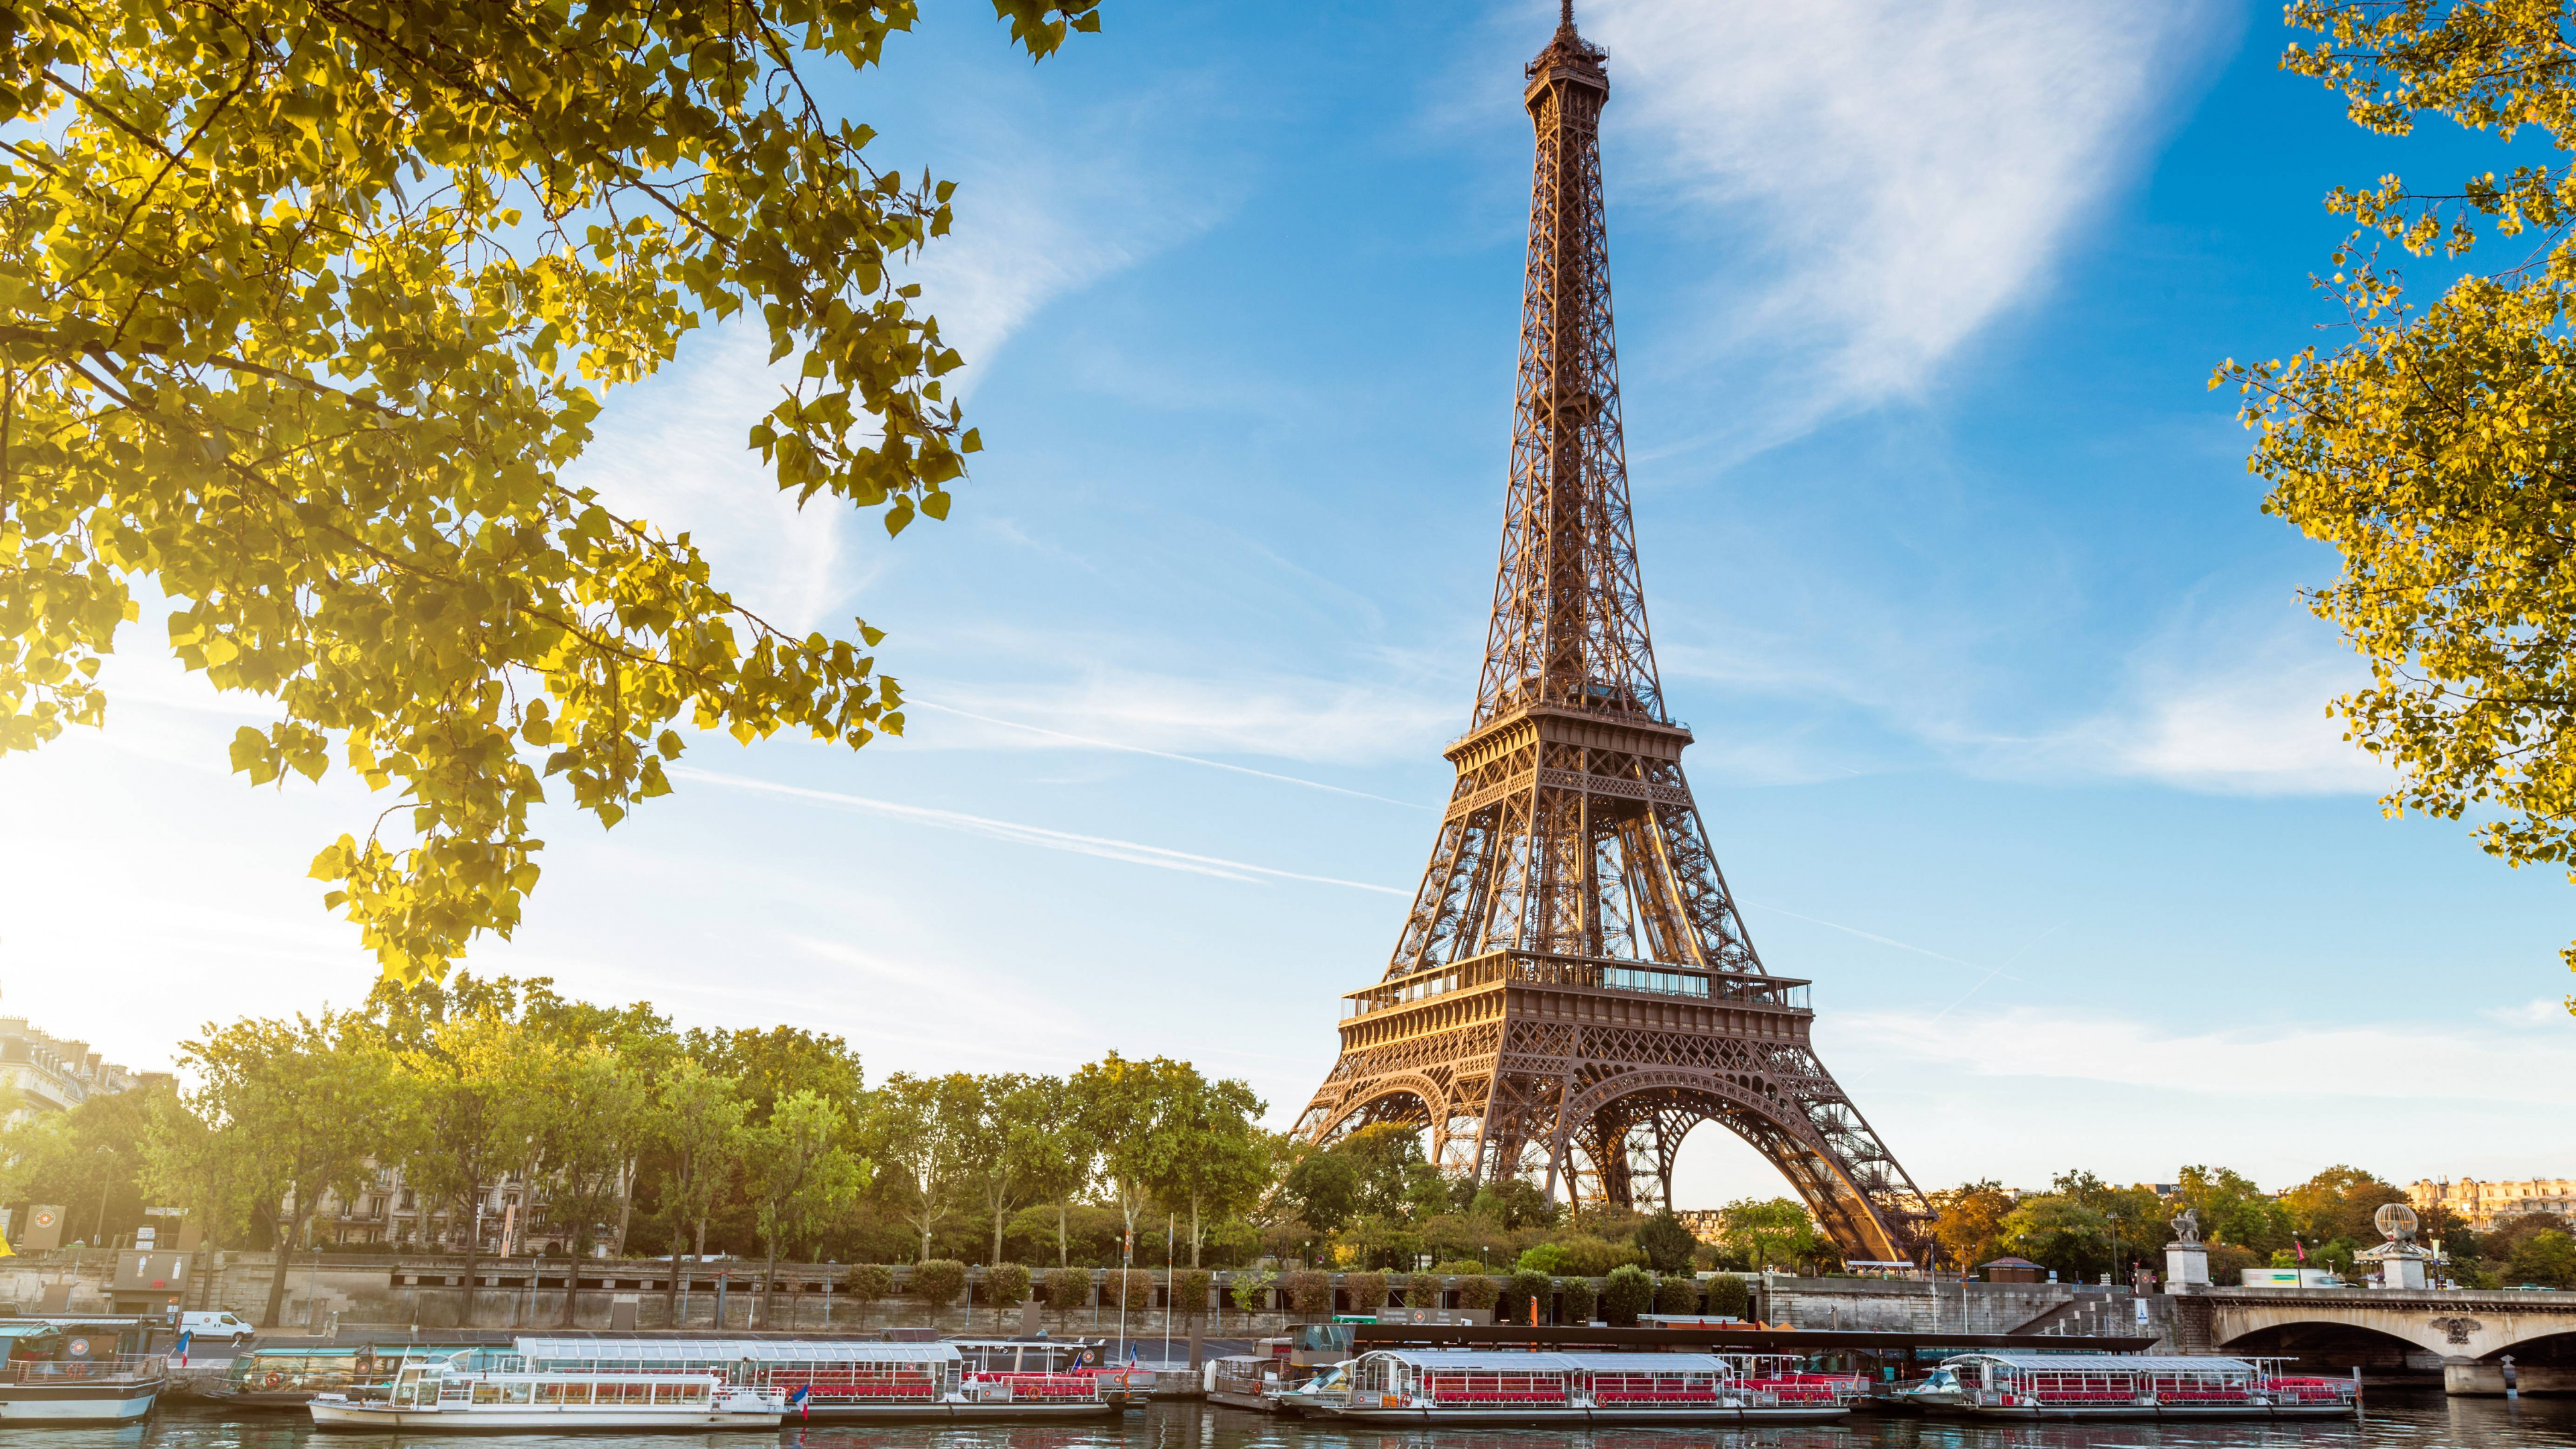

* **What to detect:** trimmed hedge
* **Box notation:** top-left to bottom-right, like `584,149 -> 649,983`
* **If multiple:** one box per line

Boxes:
1044,1265 -> 1093,1310
1602,1264 -> 1652,1325
1704,1274 -> 1750,1319
1501,1269 -> 1552,1324
1652,1274 -> 1699,1314
1559,1277 -> 1599,1324
1454,1274 -> 1503,1311
1171,1268 -> 1212,1318
985,1263 -> 1031,1305
1281,1270 -> 1334,1316
1343,1271 -> 1389,1311
845,1264 -> 894,1301
912,1258 -> 967,1305
1108,1267 -> 1155,1312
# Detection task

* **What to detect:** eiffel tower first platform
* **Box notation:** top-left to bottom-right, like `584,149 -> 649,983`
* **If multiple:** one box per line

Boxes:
1293,4 -> 1930,1263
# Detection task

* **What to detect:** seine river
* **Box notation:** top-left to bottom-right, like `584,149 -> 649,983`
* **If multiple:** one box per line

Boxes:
18,1392 -> 2573,1449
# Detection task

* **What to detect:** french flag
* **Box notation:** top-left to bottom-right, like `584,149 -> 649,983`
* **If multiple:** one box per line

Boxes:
789,1385 -> 811,1419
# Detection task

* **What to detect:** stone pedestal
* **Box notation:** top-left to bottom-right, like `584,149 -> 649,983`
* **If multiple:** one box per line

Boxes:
2380,1255 -> 2428,1289
2163,1241 -> 2208,1294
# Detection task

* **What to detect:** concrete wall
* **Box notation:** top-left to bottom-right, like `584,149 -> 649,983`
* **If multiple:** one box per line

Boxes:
1756,1275 -> 2185,1349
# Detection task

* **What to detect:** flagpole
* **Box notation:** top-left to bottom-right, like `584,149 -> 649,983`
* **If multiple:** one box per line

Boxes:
1163,1214 -> 1174,1371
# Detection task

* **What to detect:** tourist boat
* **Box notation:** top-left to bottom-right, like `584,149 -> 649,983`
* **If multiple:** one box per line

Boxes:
1206,1354 -> 1276,1411
309,1357 -> 776,1430
0,1323 -> 166,1423
201,1342 -> 480,1406
1311,1350 -> 1855,1425
1900,1352 -> 2359,1419
1269,1360 -> 1352,1417
513,1336 -> 1127,1421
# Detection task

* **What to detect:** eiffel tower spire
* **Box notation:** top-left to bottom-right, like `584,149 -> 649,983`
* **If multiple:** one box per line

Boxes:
1295,7 -> 1929,1262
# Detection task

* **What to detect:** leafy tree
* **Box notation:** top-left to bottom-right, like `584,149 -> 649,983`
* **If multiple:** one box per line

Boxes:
1228,1266 -> 1274,1314
180,1012 -> 399,1326
1009,1074 -> 1094,1269
1550,1232 -> 1644,1277
649,1059 -> 748,1322
1601,1263 -> 1653,1325
1929,1180 -> 2017,1272
1,1079 -> 188,1246
527,1044 -> 647,1299
749,1088 -> 869,1326
2221,1 -> 2576,1006
0,0 -> 1108,985
1071,1053 -> 1187,1264
1470,1179 -> 1560,1230
389,1004 -> 559,1325
1635,1208 -> 1697,1273
1517,1243 -> 1566,1275
2177,1165 -> 2294,1256
2282,1165 -> 2406,1252
868,1071 -> 977,1261
686,1026 -> 863,1127
953,1072 -> 1054,1268
2508,1229 -> 2576,1288
1452,1272 -> 1503,1311
1283,1150 -> 1360,1236
1652,1273 -> 1699,1313
140,1088 -> 262,1250
1279,1267 -> 1332,1316
2001,1195 -> 2113,1281
1142,1068 -> 1269,1266
1716,1197 -> 1822,1272
1703,1273 -> 1750,1319
1501,1268 -> 1552,1324
1558,1277 -> 1599,1323
984,1262 -> 1032,1325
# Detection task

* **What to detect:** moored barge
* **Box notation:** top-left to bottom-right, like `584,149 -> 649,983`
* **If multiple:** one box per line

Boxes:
0,1323 -> 166,1423
1901,1352 -> 2359,1419
1312,1349 -> 1856,1425
513,1336 -> 1127,1421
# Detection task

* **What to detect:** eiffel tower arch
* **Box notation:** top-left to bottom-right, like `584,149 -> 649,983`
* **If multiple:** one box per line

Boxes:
1293,4 -> 1930,1264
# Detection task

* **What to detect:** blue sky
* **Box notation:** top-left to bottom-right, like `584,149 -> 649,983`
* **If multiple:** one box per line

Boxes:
4,0 -> 2570,1206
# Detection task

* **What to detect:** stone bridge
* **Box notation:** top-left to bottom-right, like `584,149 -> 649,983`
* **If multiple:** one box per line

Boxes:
2207,1287 -> 2576,1395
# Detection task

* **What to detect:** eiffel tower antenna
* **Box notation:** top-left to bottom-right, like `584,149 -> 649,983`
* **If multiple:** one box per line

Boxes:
1293,9 -> 1929,1263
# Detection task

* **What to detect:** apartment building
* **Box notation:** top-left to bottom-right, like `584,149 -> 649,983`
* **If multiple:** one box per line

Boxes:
2407,1177 -> 2576,1232
0,1010 -> 156,1122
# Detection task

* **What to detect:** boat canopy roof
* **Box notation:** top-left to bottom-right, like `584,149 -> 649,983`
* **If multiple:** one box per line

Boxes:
1554,1353 -> 1728,1373
1360,1350 -> 1582,1371
1951,1353 -> 2257,1373
513,1337 -> 959,1364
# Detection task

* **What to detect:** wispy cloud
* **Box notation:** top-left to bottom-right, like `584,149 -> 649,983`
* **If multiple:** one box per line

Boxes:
908,698 -> 1430,809
906,667 -> 1458,769
672,765 -> 1407,895
1578,0 -> 2224,448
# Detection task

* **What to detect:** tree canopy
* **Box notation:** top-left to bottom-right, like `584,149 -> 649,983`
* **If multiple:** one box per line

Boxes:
0,0 -> 1102,985
2222,0 -> 2576,1009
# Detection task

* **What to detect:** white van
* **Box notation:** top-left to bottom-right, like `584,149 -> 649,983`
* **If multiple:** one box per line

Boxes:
180,1310 -> 256,1345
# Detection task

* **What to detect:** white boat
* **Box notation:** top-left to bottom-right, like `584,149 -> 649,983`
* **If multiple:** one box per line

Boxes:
513,1336 -> 1126,1421
1313,1349 -> 1854,1424
0,1356 -> 166,1424
1900,1353 -> 2359,1420
308,1358 -> 779,1431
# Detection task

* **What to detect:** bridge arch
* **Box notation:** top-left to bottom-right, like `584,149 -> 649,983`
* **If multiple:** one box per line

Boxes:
2211,1294 -> 2576,1368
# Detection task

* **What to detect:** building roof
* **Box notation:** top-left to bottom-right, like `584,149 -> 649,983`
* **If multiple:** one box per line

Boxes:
1978,1256 -> 2045,1269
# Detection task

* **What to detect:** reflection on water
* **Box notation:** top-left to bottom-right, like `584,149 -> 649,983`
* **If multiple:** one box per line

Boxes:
11,1391 -> 2571,1449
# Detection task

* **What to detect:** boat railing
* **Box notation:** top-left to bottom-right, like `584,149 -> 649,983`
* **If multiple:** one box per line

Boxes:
967,1373 -> 1102,1403
10,1355 -> 165,1385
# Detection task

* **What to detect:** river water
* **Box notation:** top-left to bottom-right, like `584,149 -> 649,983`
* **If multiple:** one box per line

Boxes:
21,1392 -> 2574,1449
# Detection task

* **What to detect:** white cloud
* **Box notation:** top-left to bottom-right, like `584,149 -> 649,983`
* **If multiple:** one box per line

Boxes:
1578,0 -> 2223,444
917,669 -> 1456,768
2043,608 -> 2394,796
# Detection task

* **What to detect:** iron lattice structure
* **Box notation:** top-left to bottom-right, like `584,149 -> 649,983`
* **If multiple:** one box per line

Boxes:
1294,7 -> 1931,1263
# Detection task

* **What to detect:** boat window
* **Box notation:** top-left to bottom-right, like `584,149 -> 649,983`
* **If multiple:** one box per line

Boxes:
536,1382 -> 566,1405
504,1381 -> 535,1405
470,1381 -> 502,1405
652,1381 -> 681,1405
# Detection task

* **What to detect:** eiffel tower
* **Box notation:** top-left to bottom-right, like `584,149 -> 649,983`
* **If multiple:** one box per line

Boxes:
1293,3 -> 1929,1263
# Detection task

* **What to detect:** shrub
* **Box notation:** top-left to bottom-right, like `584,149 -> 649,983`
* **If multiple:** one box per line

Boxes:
1429,1258 -> 1486,1277
984,1262 -> 1032,1306
1703,1274 -> 1750,1319
1281,1270 -> 1334,1316
1170,1268 -> 1213,1318
1501,1269 -> 1552,1324
1044,1266 -> 1093,1311
1454,1274 -> 1503,1311
2204,1244 -> 2259,1284
1636,1210 -> 1699,1273
845,1264 -> 894,1302
1652,1274 -> 1698,1314
911,1258 -> 967,1305
1343,1270 -> 1389,1312
1517,1244 -> 1567,1275
1559,1277 -> 1599,1324
1555,1233 -> 1644,1277
1602,1264 -> 1653,1325
1108,1268 -> 1155,1312
1230,1268 -> 1276,1313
